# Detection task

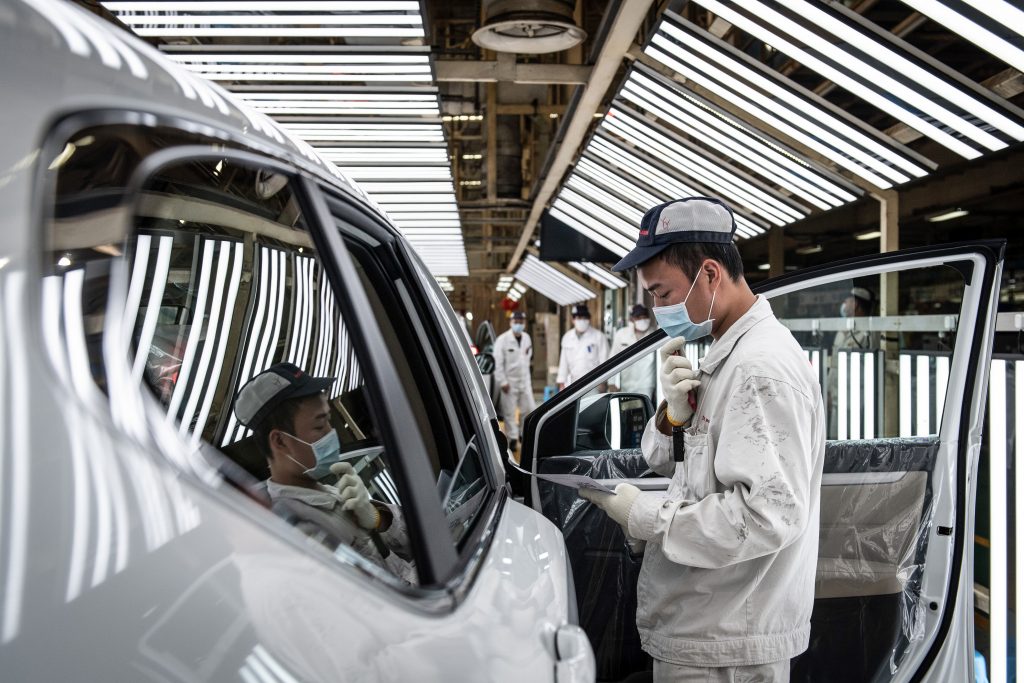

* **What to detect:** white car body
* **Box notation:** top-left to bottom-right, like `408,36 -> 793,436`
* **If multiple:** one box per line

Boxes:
0,1 -> 593,680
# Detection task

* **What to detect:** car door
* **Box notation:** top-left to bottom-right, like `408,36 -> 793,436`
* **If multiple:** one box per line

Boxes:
519,241 -> 1004,683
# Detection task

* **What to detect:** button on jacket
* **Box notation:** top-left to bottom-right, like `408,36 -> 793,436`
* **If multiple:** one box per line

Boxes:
628,295 -> 826,667
556,326 -> 609,386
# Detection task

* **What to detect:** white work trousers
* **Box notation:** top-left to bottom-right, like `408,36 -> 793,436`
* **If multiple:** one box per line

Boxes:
499,382 -> 536,441
653,659 -> 790,683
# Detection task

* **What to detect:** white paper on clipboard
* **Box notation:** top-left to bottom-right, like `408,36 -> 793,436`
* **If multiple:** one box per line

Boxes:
508,460 -> 616,494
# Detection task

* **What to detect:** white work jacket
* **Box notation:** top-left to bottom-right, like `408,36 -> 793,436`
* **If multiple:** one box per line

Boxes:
556,326 -> 609,386
627,295 -> 825,667
493,329 -> 533,389
610,324 -> 656,393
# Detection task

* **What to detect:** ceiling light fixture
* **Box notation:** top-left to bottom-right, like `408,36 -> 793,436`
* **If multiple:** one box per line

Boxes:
855,230 -> 882,241
926,208 -> 969,223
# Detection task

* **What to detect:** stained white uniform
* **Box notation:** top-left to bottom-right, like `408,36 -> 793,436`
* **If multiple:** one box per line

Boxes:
628,296 -> 825,671
493,329 -> 536,441
556,326 -> 609,387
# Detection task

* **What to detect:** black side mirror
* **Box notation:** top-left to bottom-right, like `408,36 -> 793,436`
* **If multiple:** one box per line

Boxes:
574,392 -> 654,451
494,421 -> 529,498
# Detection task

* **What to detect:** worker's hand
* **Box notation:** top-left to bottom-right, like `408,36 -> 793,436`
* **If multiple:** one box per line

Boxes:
331,462 -> 379,530
579,483 -> 641,530
608,384 -> 619,393
557,383 -> 565,391
501,383 -> 510,394
659,338 -> 700,427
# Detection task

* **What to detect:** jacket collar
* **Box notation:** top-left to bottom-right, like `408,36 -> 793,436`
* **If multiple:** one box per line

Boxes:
699,295 -> 773,376
266,480 -> 340,510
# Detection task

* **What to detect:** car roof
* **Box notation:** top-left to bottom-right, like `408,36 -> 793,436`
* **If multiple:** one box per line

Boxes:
1,0 -> 400,241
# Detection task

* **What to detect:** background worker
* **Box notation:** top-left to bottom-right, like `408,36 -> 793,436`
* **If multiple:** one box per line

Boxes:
609,303 -> 658,402
493,310 -> 536,454
557,304 -> 609,390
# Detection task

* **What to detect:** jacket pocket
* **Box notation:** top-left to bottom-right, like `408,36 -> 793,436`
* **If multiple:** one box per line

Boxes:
683,431 -> 711,499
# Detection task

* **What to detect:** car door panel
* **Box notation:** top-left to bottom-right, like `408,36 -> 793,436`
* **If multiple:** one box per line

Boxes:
537,449 -> 651,681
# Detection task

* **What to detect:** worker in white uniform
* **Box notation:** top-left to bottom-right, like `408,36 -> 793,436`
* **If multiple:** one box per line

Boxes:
493,310 -> 536,453
829,286 -> 880,437
579,197 -> 826,683
556,303 -> 609,390
609,303 -> 657,402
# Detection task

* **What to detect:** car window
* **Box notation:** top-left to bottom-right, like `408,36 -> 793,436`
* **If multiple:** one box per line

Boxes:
45,125 -> 422,586
125,156 -> 422,584
768,264 -> 964,440
321,193 -> 493,549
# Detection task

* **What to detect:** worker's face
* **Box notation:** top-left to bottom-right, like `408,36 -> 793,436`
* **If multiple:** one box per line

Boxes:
271,394 -> 332,473
639,257 -> 716,323
840,296 -> 861,318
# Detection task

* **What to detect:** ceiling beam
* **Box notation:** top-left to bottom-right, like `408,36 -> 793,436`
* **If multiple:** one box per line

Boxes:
508,0 -> 658,272
436,57 -> 593,85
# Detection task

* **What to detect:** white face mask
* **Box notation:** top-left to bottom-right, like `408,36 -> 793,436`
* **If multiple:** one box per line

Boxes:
633,319 -> 651,333
573,319 -> 590,333
283,429 -> 341,480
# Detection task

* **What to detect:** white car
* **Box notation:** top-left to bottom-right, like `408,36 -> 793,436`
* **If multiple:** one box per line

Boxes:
0,2 -> 593,681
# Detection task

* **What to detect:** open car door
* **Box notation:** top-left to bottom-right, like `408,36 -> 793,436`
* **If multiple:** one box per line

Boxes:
518,241 -> 1004,683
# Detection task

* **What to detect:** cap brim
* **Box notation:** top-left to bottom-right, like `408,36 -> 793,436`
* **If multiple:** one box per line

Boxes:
612,244 -> 671,272
291,376 -> 335,398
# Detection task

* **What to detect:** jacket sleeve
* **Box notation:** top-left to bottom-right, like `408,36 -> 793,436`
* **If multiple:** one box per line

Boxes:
628,375 -> 817,569
377,502 -> 413,561
556,335 -> 569,384
597,332 -> 610,364
640,409 -> 676,477
493,335 -> 508,387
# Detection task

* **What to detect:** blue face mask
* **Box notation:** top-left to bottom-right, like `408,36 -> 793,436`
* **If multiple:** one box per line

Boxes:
652,270 -> 717,341
284,429 -> 341,480
511,322 -> 525,334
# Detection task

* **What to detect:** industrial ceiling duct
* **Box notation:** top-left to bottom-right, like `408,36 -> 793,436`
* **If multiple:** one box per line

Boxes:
472,0 -> 586,54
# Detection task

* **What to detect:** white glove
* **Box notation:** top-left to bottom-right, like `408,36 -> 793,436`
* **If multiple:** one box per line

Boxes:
659,337 -> 701,426
579,483 -> 641,530
331,462 -> 380,530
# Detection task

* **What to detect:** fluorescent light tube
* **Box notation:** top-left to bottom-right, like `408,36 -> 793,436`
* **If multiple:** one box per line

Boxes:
926,209 -> 969,223
689,0 -> 985,158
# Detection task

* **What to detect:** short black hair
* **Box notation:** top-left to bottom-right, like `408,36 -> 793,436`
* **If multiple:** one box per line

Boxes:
657,242 -> 745,282
252,395 -> 307,460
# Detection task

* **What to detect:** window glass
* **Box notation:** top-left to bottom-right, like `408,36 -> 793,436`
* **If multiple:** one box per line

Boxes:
768,264 -> 964,440
325,202 -> 492,548
98,148 -> 418,585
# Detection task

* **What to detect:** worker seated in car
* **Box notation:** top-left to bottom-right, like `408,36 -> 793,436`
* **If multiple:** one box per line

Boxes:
233,362 -> 416,583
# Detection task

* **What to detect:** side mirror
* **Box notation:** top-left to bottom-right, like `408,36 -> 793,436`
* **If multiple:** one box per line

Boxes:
476,352 -> 495,375
495,422 -> 530,498
574,393 -> 653,451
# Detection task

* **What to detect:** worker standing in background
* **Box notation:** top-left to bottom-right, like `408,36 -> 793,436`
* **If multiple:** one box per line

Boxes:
609,303 -> 657,402
557,304 -> 609,390
493,310 -> 536,454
